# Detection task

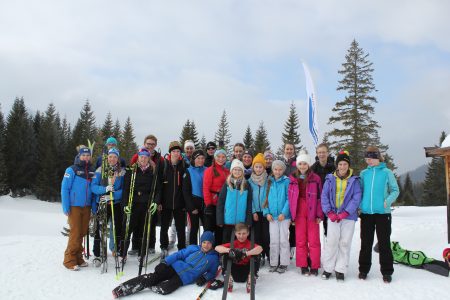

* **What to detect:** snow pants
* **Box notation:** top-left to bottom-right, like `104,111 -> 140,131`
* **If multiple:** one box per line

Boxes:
253,212 -> 270,259
269,219 -> 291,267
322,219 -> 355,274
160,208 -> 186,250
63,206 -> 91,269
295,216 -> 321,269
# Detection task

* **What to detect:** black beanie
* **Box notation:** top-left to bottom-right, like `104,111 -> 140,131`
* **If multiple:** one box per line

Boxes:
206,141 -> 217,149
336,150 -> 351,166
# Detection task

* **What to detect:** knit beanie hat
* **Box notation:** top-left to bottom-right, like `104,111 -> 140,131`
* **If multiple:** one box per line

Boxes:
138,147 -> 151,157
335,150 -> 350,166
168,141 -> 182,153
271,160 -> 286,172
206,141 -> 217,149
243,149 -> 254,158
78,147 -> 91,156
252,153 -> 266,168
200,231 -> 215,245
264,150 -> 275,160
296,150 -> 311,166
184,140 -> 195,150
230,159 -> 245,172
214,149 -> 227,158
192,149 -> 205,161
105,136 -> 118,146
108,148 -> 120,157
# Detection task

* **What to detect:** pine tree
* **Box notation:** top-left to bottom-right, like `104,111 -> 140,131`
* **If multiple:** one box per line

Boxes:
254,121 -> 270,153
214,110 -> 232,152
120,117 -> 138,163
199,134 -> 207,150
280,102 -> 302,152
422,131 -> 447,206
326,39 -> 386,174
179,119 -> 192,146
112,119 -> 121,142
400,173 -> 416,206
72,99 -> 97,149
4,97 -> 36,196
0,104 -> 8,195
189,120 -> 200,148
243,125 -> 254,150
34,103 -> 60,201
101,112 -> 114,140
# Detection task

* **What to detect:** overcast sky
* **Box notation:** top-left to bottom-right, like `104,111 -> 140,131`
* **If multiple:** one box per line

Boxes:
1,0 -> 449,174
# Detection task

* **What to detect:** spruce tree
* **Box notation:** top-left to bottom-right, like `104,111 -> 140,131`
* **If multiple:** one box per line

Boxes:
120,117 -> 138,163
0,104 -> 8,195
4,97 -> 36,196
189,120 -> 200,148
214,110 -> 232,152
326,39 -> 386,174
199,134 -> 207,150
179,119 -> 192,146
278,102 -> 302,156
254,121 -> 270,153
72,99 -> 97,149
400,173 -> 416,206
101,112 -> 114,139
243,125 -> 254,150
422,131 -> 447,206
112,119 -> 121,142
35,103 -> 60,201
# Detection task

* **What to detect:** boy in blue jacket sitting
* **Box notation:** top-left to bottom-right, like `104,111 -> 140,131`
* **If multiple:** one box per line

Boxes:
112,231 -> 219,297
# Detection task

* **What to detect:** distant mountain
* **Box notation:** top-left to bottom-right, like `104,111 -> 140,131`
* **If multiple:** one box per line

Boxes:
400,164 -> 427,184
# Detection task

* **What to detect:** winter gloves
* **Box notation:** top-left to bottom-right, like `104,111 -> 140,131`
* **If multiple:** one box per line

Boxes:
195,275 -> 208,286
106,185 -> 114,192
228,248 -> 247,262
327,210 -> 349,223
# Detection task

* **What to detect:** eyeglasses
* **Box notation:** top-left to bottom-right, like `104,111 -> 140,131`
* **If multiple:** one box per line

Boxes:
145,142 -> 156,146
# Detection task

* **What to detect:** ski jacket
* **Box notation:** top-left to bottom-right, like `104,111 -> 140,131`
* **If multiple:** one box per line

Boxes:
203,161 -> 229,207
248,177 -> 268,214
311,156 -> 336,184
204,154 -> 214,168
129,151 -> 164,166
165,245 -> 220,285
61,160 -> 95,215
158,158 -> 186,210
91,166 -> 126,205
122,164 -> 161,206
288,172 -> 323,222
183,166 -> 207,212
321,172 -> 362,221
263,175 -> 291,219
95,155 -> 126,169
282,156 -> 297,177
359,162 -> 399,214
216,182 -> 253,226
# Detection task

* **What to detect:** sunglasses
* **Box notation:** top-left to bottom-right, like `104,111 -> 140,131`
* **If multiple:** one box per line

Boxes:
207,147 -> 216,150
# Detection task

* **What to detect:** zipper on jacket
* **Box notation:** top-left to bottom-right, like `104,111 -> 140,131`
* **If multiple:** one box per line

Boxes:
235,189 -> 239,224
370,168 -> 376,214
172,164 -> 176,209
258,186 -> 261,212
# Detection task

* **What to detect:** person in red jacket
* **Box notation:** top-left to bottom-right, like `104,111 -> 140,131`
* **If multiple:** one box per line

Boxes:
203,148 -> 229,245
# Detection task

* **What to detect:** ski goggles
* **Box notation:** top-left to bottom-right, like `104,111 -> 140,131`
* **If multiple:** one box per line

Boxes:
365,151 -> 380,159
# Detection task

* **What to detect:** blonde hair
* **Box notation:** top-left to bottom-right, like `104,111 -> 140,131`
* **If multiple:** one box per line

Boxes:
226,172 -> 247,194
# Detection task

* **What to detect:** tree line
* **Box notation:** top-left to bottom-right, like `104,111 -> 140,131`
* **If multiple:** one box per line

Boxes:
0,39 -> 446,205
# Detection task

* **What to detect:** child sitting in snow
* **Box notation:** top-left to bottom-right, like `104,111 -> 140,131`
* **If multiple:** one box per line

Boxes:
215,223 -> 263,293
112,231 -> 219,298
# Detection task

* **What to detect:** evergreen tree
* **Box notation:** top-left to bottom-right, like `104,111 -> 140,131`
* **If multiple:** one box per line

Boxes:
179,119 -> 192,146
4,97 -> 36,196
254,121 -> 270,153
72,99 -> 97,149
243,125 -> 254,150
112,119 -> 121,142
214,110 -> 232,152
0,104 -> 8,195
189,120 -> 200,148
120,117 -> 138,163
422,131 -> 447,206
199,134 -> 207,150
101,112 -> 114,139
280,102 -> 302,153
326,39 -> 386,174
400,173 -> 416,206
34,103 -> 60,201
33,111 -> 43,139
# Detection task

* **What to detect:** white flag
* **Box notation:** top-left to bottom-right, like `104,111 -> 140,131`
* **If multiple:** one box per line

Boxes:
302,62 -> 319,146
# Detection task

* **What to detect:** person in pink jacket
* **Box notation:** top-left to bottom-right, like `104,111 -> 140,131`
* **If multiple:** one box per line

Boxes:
288,150 -> 323,276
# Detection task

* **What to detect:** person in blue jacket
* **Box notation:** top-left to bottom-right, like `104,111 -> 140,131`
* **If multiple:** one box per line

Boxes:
112,231 -> 219,297
94,136 -> 126,169
358,146 -> 399,283
91,147 -> 126,265
61,146 -> 96,271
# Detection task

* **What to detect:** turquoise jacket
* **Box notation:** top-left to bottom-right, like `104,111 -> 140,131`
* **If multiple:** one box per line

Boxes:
248,177 -> 268,214
263,175 -> 291,219
216,183 -> 253,226
360,162 -> 399,214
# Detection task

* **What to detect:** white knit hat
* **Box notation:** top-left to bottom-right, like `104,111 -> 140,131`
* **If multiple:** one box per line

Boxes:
230,159 -> 245,172
184,140 -> 195,150
296,150 -> 311,166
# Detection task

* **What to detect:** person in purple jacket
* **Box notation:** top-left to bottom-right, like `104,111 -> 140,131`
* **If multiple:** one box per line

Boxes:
320,151 -> 362,281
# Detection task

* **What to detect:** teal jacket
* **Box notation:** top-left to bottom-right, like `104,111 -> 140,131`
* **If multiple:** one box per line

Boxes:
248,177 -> 268,214
360,162 -> 399,214
263,175 -> 291,219
216,182 -> 253,226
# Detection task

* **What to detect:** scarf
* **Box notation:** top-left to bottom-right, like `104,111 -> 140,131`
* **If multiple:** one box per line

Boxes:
250,172 -> 268,187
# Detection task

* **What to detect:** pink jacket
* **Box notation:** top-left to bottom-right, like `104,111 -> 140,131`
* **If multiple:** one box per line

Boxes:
288,172 -> 323,222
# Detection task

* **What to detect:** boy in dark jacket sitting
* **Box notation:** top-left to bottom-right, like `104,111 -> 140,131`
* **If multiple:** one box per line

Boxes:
112,231 -> 219,297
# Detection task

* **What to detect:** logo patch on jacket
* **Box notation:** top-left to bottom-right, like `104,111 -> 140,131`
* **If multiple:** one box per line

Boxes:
64,173 -> 71,178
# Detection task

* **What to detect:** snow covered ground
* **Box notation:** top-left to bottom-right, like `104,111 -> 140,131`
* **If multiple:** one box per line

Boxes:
0,195 -> 448,300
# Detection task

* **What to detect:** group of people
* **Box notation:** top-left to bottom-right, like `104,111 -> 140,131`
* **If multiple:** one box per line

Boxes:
62,133 -> 407,297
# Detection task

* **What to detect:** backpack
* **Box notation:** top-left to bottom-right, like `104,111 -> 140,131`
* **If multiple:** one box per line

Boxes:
391,241 -> 434,267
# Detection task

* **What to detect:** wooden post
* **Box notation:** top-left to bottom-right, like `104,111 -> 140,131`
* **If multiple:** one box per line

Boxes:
446,155 -> 450,243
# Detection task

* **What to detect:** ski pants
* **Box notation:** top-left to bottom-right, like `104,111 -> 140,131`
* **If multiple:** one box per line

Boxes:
188,210 -> 205,245
124,202 -> 156,257
253,212 -> 270,260
269,219 -> 290,267
160,208 -> 186,250
359,213 -> 394,276
322,218 -> 355,274
203,205 -> 223,246
93,202 -> 122,257
295,216 -> 321,269
63,206 -> 91,269
223,258 -> 260,282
